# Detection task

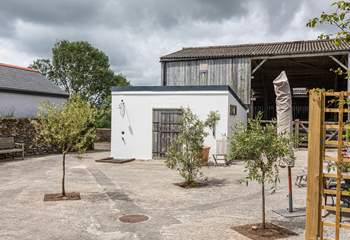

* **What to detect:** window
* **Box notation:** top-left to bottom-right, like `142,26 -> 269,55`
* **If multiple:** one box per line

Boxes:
230,105 -> 237,116
199,63 -> 208,84
199,63 -> 208,73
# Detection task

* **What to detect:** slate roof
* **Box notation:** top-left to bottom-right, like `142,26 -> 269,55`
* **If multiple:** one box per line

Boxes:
160,39 -> 350,61
0,63 -> 68,97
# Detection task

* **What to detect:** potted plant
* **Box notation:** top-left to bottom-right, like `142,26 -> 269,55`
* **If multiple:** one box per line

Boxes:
205,111 -> 220,137
199,111 -> 221,166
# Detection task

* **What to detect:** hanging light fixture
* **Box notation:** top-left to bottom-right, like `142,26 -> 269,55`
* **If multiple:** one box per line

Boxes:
118,100 -> 126,118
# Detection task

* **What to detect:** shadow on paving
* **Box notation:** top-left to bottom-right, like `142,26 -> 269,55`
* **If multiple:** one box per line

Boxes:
86,167 -> 180,240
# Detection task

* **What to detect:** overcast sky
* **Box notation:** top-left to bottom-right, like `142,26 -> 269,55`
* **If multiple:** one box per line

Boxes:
0,0 -> 335,85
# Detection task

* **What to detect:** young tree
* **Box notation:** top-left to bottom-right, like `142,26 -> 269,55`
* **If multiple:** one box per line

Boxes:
166,108 -> 208,186
30,40 -> 129,107
32,96 -> 97,197
229,116 -> 290,229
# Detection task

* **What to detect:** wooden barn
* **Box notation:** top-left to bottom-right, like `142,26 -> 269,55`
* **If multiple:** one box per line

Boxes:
160,39 -> 350,120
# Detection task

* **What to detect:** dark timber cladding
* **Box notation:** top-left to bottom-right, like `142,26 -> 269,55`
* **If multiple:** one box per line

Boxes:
161,59 -> 251,104
160,39 -> 350,120
152,109 -> 182,158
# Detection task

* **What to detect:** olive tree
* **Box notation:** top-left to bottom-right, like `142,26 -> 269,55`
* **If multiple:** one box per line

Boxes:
229,116 -> 290,229
166,108 -> 208,186
33,96 -> 97,197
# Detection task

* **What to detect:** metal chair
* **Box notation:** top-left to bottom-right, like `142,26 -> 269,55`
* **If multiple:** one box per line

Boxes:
212,138 -> 228,166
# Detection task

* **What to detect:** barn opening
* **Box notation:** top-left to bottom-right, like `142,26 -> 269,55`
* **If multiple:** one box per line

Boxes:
251,54 -> 348,121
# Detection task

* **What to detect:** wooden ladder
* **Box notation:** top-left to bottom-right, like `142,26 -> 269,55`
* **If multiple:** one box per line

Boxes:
306,91 -> 350,240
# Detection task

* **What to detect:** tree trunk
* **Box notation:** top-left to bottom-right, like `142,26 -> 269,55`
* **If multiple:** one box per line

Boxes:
62,152 -> 66,197
262,180 -> 266,229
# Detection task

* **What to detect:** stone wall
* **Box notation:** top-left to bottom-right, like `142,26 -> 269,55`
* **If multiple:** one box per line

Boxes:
96,128 -> 111,142
0,118 -> 58,156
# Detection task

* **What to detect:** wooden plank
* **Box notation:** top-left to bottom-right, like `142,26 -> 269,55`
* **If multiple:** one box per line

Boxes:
324,92 -> 341,96
0,137 -> 15,150
324,155 -> 338,162
335,92 -> 344,240
325,140 -> 338,145
251,58 -> 267,74
325,124 -> 339,129
325,140 -> 350,146
323,189 -> 350,197
325,108 -> 339,113
329,56 -> 348,71
294,119 -> 300,148
324,173 -> 350,180
324,124 -> 350,130
324,221 -> 350,230
305,90 -> 324,240
325,108 -> 350,113
322,206 -> 350,214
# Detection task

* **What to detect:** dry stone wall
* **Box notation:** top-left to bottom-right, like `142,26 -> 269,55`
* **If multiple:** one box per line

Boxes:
0,118 -> 58,156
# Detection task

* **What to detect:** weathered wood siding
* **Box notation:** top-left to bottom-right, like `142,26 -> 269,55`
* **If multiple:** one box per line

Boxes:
162,58 -> 251,103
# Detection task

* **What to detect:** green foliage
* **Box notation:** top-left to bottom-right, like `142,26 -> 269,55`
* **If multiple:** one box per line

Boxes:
95,108 -> 112,128
165,108 -> 208,185
30,40 -> 129,107
229,116 -> 290,185
95,95 -> 113,128
307,1 -> 350,76
33,95 -> 98,154
307,1 -> 350,43
32,95 -> 98,196
205,111 -> 220,136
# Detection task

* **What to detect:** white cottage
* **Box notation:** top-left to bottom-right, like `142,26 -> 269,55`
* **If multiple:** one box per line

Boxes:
111,85 -> 247,161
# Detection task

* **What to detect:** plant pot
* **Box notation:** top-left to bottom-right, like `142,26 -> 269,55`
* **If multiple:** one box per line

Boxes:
201,147 -> 210,166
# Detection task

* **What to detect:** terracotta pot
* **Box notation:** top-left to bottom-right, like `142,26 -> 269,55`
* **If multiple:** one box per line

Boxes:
201,147 -> 210,166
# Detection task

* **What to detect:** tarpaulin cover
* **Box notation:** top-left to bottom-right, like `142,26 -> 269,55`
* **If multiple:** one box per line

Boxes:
273,71 -> 294,167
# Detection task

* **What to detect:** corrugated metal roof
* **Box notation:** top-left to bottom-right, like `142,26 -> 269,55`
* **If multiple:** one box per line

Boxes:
0,63 -> 68,97
160,39 -> 350,61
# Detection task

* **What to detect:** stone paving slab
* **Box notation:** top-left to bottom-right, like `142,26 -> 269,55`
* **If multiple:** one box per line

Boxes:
0,150 -> 349,239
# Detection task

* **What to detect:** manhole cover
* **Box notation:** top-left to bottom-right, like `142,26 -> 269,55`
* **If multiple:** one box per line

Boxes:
119,214 -> 149,223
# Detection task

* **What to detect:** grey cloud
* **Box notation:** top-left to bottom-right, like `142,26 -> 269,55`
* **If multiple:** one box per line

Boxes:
260,0 -> 333,34
0,0 -> 101,25
0,0 -> 339,86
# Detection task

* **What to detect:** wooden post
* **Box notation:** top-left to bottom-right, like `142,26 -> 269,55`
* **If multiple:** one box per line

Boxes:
305,90 -> 324,240
294,119 -> 300,149
347,53 -> 350,121
335,93 -> 344,240
347,53 -> 350,93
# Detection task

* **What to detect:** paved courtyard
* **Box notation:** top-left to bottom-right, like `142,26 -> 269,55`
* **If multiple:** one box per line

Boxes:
0,150 -> 346,240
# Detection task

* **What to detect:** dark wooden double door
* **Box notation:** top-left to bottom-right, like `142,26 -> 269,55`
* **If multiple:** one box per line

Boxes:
152,109 -> 182,158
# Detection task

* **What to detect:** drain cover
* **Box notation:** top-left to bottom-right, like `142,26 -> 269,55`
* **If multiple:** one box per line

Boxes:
119,214 -> 149,223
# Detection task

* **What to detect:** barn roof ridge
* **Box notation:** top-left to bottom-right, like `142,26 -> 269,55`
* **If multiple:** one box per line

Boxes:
161,39 -> 350,61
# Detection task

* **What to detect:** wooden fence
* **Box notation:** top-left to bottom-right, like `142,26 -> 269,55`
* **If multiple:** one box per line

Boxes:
261,119 -> 339,148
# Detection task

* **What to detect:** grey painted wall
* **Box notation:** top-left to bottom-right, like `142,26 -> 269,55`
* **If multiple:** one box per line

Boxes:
0,92 -> 66,117
161,58 -> 251,104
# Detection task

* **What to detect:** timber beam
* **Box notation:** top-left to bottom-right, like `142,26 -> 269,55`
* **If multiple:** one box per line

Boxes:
329,55 -> 348,71
252,59 -> 267,75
